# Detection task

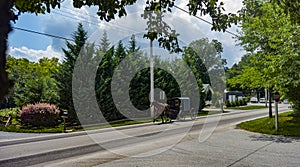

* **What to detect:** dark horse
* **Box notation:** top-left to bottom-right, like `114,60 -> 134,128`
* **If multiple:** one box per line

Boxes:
151,100 -> 180,124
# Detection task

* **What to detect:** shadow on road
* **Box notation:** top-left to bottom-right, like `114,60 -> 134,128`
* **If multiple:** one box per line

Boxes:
249,134 -> 300,143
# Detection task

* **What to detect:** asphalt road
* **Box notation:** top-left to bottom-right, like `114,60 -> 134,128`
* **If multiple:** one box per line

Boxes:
0,104 -> 296,167
99,128 -> 300,167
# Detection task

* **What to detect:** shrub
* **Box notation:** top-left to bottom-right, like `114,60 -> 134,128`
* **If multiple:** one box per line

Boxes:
20,103 -> 60,127
242,99 -> 247,106
225,100 -> 231,108
237,100 -> 242,106
0,108 -> 20,124
231,101 -> 236,107
0,108 -> 19,118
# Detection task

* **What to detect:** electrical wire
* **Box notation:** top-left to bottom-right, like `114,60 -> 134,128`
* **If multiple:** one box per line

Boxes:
12,26 -> 74,42
54,7 -> 139,34
11,4 -> 240,44
174,5 -> 239,37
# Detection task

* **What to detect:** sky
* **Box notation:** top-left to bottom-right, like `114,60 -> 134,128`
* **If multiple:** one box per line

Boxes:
8,0 -> 245,67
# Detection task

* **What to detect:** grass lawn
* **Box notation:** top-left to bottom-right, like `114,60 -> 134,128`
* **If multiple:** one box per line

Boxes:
2,106 -> 283,134
0,120 -> 154,133
227,105 -> 267,110
0,124 -> 77,133
237,111 -> 300,137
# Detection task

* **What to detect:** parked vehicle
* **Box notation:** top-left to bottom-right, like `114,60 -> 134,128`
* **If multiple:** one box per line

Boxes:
260,98 -> 266,103
250,97 -> 258,103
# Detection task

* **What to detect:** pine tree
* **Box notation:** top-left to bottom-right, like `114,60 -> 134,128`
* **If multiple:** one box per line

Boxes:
114,40 -> 127,65
57,23 -> 87,125
127,34 -> 140,54
99,30 -> 110,53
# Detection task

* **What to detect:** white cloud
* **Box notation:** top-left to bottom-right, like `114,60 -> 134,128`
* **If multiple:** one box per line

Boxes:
223,0 -> 243,14
9,0 -> 244,67
8,45 -> 63,62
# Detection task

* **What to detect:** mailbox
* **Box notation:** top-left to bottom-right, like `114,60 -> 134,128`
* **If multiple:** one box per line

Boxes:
61,111 -> 68,118
61,111 -> 68,133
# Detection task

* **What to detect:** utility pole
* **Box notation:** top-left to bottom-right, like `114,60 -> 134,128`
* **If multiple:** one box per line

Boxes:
150,40 -> 154,118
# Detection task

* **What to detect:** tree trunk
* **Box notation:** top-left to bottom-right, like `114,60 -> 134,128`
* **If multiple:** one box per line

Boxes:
0,0 -> 13,101
265,88 -> 267,107
268,88 -> 272,118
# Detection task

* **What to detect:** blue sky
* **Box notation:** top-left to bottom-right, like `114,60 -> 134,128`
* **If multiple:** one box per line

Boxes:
8,0 -> 245,67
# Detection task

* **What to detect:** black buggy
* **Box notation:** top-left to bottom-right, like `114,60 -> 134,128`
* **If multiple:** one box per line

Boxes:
152,97 -> 196,124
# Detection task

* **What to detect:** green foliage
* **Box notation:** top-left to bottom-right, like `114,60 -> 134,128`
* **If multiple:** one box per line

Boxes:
187,0 -> 239,31
0,124 -> 74,133
226,99 -> 247,108
3,56 -> 60,108
233,105 -> 266,110
20,103 -> 60,127
1,0 -> 242,102
232,101 -> 237,107
271,0 -> 300,25
0,107 -> 19,117
237,111 -> 300,136
96,36 -> 216,121
225,100 -> 231,108
183,38 -> 226,110
56,23 -> 87,125
2,25 -> 224,126
232,0 -> 300,115
96,46 -> 117,121
0,107 -> 20,124
99,30 -> 111,53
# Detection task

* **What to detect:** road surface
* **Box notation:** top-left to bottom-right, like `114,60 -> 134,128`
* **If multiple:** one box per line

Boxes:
0,104 -> 297,166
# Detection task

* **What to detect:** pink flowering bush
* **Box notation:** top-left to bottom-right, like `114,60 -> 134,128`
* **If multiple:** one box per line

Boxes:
20,103 -> 60,127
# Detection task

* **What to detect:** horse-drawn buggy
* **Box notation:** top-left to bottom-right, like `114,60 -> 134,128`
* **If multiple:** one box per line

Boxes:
152,97 -> 196,124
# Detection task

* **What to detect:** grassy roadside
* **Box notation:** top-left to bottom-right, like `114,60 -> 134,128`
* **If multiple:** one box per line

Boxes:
0,124 -> 81,133
237,111 -> 300,137
0,110 -> 225,133
227,105 -> 267,110
0,105 -> 281,134
0,119 -> 154,133
0,109 -> 227,133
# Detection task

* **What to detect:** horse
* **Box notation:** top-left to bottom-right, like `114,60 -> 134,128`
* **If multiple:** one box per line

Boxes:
151,101 -> 173,124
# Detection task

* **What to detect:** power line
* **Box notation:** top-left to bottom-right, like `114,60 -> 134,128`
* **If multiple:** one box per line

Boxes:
54,7 -> 140,34
60,6 -> 99,19
173,5 -> 239,37
12,5 -> 240,46
11,26 -> 136,48
12,26 -> 74,42
61,4 -> 239,37
58,5 -> 239,37
52,11 -> 100,27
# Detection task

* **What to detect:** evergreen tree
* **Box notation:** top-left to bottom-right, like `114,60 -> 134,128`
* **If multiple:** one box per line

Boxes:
114,40 -> 127,65
99,30 -> 110,53
127,34 -> 140,54
57,23 -> 87,125
96,46 -> 118,121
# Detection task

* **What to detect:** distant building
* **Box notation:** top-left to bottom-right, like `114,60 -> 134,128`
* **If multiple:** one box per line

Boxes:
224,90 -> 244,102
